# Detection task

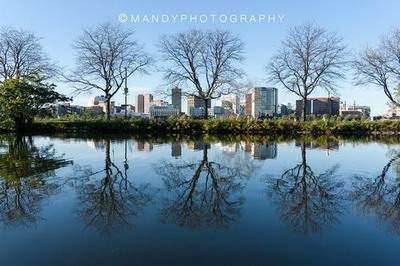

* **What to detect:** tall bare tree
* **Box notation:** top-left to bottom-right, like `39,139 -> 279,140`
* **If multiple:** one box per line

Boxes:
66,23 -> 152,120
354,29 -> 400,107
0,27 -> 55,81
267,23 -> 347,121
159,29 -> 245,118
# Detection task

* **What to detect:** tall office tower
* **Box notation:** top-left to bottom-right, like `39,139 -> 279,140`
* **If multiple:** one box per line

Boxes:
143,93 -> 154,114
245,93 -> 252,116
251,87 -> 278,118
171,87 -> 182,113
137,94 -> 144,113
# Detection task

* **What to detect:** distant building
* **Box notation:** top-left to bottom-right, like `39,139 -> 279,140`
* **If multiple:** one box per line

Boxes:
152,99 -> 169,106
144,94 -> 153,114
296,97 -> 340,117
92,96 -> 115,114
172,87 -> 182,113
92,95 -> 106,105
245,93 -> 252,116
187,95 -> 211,112
54,103 -> 84,117
212,106 -> 226,117
340,102 -> 371,119
385,105 -> 400,118
278,104 -> 294,116
221,94 -> 240,114
149,104 -> 179,118
137,94 -> 144,113
187,95 -> 211,117
189,107 -> 206,118
85,105 -> 104,115
251,87 -> 278,118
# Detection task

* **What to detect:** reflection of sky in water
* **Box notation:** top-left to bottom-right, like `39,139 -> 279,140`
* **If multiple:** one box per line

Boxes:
1,136 -> 400,266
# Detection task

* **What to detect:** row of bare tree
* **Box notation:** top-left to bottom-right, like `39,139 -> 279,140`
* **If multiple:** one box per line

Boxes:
1,23 -> 399,120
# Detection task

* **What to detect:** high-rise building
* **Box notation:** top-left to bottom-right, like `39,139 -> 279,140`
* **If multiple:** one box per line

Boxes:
245,93 -> 252,116
295,97 -> 340,117
251,87 -> 278,118
143,93 -> 153,114
137,94 -> 144,113
172,87 -> 182,113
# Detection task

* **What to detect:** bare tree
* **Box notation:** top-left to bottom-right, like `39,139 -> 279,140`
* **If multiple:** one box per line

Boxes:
0,27 -> 55,81
66,23 -> 152,120
267,23 -> 347,121
159,29 -> 245,118
354,29 -> 400,107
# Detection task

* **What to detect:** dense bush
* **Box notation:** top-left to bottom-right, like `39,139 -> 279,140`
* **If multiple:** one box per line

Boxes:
26,116 -> 400,136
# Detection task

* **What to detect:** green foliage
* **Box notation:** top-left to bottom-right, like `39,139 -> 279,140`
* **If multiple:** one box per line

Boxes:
30,116 -> 400,137
0,77 -> 69,131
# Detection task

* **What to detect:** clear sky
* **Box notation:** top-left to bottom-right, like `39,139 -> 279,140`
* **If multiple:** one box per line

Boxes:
1,0 -> 399,115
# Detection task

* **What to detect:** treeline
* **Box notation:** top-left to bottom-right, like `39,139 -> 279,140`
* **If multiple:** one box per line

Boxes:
30,117 -> 400,136
0,22 -> 400,131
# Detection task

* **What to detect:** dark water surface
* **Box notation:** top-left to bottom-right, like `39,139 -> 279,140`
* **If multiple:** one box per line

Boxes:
1,134 -> 400,265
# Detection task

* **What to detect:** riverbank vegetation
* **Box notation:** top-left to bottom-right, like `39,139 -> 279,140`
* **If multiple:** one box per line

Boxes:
10,116 -> 399,136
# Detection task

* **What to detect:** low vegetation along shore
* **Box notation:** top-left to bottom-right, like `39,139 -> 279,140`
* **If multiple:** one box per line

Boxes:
12,117 -> 400,136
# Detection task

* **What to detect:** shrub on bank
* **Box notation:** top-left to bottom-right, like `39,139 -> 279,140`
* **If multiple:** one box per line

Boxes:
27,116 -> 400,136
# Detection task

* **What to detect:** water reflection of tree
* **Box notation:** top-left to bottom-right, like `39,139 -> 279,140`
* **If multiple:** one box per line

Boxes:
0,136 -> 71,227
158,147 -> 244,229
75,139 -> 153,234
349,149 -> 400,233
266,142 -> 344,234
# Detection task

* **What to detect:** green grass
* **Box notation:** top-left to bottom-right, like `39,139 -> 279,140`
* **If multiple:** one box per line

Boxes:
24,116 -> 400,136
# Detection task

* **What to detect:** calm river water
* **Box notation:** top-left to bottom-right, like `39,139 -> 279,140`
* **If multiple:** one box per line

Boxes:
1,134 -> 400,265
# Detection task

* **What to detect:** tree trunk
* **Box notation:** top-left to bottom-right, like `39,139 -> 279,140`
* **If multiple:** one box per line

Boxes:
106,94 -> 111,120
302,96 -> 308,122
204,98 -> 209,119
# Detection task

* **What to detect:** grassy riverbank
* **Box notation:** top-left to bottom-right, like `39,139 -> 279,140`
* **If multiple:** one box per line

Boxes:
20,117 -> 400,136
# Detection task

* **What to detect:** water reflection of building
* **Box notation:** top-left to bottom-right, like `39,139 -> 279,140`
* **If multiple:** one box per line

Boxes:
136,141 -> 153,152
186,141 -> 210,151
171,142 -> 182,158
244,143 -> 277,160
215,143 -> 239,154
87,140 -> 106,151
295,141 -> 339,151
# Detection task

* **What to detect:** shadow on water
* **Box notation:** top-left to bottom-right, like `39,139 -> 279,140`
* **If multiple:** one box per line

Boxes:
157,144 -> 245,229
0,135 -> 72,227
265,141 -> 345,234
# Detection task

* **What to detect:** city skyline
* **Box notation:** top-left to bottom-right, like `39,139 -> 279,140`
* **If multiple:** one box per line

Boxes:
1,0 -> 399,115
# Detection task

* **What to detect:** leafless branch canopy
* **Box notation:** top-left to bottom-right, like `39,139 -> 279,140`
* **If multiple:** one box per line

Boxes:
268,23 -> 347,99
353,29 -> 400,106
66,23 -> 152,102
159,29 -> 245,101
0,27 -> 56,81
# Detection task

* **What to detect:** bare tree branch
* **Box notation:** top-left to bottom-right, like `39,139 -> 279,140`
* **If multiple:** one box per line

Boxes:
159,29 -> 245,118
267,23 -> 347,121
64,23 -> 152,119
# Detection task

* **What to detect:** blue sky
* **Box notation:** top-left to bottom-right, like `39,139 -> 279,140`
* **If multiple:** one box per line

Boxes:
1,0 -> 399,115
